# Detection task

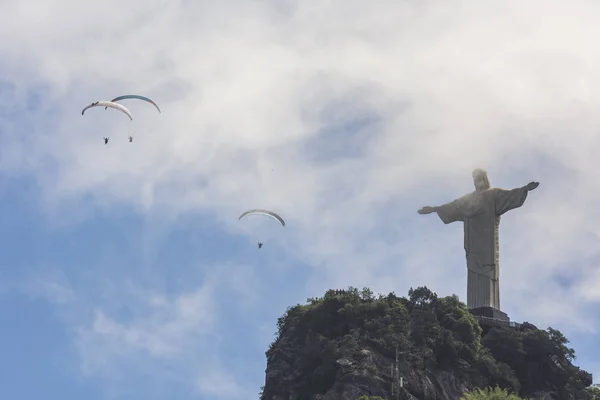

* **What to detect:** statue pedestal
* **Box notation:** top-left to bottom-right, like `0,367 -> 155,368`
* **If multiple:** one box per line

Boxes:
470,307 -> 509,322
470,307 -> 519,335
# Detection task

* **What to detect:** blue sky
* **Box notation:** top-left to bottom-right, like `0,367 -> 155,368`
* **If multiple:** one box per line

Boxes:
2,1 -> 600,399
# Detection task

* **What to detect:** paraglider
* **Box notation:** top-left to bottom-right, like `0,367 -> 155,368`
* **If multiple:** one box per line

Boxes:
108,95 -> 161,113
239,209 -> 285,249
238,209 -> 285,226
82,101 -> 133,120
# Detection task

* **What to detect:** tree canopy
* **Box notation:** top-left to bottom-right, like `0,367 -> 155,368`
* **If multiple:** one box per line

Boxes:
266,286 -> 594,399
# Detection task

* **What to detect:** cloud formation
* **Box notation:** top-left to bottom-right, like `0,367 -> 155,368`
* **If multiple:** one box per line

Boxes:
2,0 -> 600,397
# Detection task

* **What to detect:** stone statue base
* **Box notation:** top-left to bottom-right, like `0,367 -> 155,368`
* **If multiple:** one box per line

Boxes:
469,306 -> 509,322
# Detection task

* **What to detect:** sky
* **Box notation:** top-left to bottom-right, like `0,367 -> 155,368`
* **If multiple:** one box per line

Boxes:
1,0 -> 600,399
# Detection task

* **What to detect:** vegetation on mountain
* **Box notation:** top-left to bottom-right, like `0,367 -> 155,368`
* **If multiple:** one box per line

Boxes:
261,286 -> 595,400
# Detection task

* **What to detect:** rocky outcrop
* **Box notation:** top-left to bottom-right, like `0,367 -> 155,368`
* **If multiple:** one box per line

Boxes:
262,334 -> 470,400
260,287 -> 595,400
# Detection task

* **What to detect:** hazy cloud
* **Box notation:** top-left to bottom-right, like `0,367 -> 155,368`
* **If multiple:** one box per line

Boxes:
3,0 -> 600,396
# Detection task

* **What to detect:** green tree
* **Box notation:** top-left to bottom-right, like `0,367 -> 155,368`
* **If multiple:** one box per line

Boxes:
460,386 -> 524,400
265,286 -> 594,400
582,383 -> 600,400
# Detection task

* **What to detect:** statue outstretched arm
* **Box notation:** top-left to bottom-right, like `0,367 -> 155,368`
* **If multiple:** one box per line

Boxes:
417,206 -> 438,214
523,181 -> 540,191
494,181 -> 539,215
418,200 -> 464,224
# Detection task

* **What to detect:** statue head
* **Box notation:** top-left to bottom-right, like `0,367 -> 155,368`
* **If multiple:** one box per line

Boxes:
472,168 -> 491,191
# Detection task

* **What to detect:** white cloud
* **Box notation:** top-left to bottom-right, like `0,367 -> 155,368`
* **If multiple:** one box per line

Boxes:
578,268 -> 600,302
28,261 -> 263,398
3,0 -> 600,395
8,269 -> 75,304
195,366 -> 246,400
74,281 -> 216,376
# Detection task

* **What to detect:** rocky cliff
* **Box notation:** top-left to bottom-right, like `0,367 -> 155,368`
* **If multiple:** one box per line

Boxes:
260,287 -> 595,400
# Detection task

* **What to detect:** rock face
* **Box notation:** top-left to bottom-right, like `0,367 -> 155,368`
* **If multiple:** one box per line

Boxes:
262,334 -> 469,400
260,287 -> 594,400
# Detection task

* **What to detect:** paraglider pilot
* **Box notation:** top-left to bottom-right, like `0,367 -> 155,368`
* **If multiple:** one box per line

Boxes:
103,137 -> 109,145
258,242 -> 263,249
128,136 -> 133,143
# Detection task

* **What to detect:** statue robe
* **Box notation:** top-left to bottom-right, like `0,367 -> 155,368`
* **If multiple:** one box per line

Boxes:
435,187 -> 529,310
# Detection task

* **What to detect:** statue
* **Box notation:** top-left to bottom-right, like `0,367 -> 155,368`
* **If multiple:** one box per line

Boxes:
418,168 -> 539,312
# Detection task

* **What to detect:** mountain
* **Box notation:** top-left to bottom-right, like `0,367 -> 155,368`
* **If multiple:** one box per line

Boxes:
260,286 -> 597,400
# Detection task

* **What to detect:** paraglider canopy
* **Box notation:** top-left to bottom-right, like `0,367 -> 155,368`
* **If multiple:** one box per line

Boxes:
238,209 -> 285,226
109,94 -> 161,113
239,209 -> 285,249
82,101 -> 133,120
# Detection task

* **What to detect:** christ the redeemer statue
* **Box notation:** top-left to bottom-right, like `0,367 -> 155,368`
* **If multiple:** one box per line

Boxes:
418,169 -> 539,312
